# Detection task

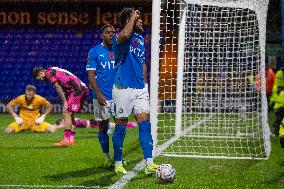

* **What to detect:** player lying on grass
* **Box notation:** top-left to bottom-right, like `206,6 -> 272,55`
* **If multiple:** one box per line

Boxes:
33,66 -> 89,147
54,117 -> 137,130
5,85 -> 56,134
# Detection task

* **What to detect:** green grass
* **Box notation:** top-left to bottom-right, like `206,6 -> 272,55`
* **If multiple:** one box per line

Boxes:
157,112 -> 266,158
0,112 -> 284,189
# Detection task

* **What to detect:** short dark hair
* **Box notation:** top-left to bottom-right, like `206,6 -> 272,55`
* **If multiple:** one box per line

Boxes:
26,85 -> 36,92
32,67 -> 44,79
101,24 -> 114,33
119,8 -> 134,27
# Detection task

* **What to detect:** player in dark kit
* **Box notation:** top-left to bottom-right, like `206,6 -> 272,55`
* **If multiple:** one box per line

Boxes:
33,66 -> 89,147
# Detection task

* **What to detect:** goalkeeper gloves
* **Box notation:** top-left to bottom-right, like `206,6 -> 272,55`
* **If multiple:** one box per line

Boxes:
14,115 -> 23,125
35,114 -> 46,125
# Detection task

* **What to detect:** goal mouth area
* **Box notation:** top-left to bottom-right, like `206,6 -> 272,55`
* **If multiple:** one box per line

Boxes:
156,113 -> 267,159
150,0 -> 271,160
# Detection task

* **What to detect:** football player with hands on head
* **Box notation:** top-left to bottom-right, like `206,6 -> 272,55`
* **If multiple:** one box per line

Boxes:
86,24 -> 117,168
33,66 -> 89,147
111,8 -> 159,175
5,85 -> 55,134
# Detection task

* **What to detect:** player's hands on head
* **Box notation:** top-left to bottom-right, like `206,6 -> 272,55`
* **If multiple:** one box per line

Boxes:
15,116 -> 23,125
131,10 -> 140,19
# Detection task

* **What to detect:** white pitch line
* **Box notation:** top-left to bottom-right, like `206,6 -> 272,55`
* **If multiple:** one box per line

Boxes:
0,184 -> 104,188
108,160 -> 146,189
109,115 -> 213,189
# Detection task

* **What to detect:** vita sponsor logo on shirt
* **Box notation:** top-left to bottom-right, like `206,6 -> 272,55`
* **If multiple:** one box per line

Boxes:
100,53 -> 115,69
130,40 -> 144,58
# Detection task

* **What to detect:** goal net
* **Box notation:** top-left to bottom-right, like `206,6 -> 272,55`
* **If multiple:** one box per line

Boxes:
150,0 -> 271,159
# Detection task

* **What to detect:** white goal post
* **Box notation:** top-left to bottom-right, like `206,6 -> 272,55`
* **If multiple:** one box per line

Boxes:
150,0 -> 271,159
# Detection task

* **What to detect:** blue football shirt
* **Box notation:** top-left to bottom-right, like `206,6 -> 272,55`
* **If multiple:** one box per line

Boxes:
86,43 -> 116,100
112,32 -> 145,89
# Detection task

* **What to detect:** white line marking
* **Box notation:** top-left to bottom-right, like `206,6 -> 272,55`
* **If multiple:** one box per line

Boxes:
0,185 -> 104,188
157,116 -> 212,155
108,160 -> 146,189
109,116 -> 213,189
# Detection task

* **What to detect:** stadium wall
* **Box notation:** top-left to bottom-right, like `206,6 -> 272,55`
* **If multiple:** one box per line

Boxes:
0,1 -> 151,113
0,0 -> 281,114
0,2 -> 152,28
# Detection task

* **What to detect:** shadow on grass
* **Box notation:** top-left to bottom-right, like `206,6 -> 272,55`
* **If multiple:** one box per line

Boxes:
77,166 -> 151,187
45,166 -> 113,180
264,171 -> 284,187
78,173 -> 119,187
5,146 -> 61,150
44,166 -> 118,187
279,161 -> 284,167
76,135 -> 98,140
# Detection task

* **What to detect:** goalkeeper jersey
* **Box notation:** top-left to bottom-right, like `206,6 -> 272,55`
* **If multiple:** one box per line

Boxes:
112,32 -> 145,89
11,94 -> 49,121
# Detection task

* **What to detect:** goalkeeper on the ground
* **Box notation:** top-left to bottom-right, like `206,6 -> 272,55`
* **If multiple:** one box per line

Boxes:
5,85 -> 56,134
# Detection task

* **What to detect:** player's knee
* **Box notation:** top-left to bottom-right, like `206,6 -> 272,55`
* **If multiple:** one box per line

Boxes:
4,126 -> 15,134
47,125 -> 56,133
64,109 -> 72,116
114,117 -> 128,125
98,120 -> 109,133
135,112 -> 149,123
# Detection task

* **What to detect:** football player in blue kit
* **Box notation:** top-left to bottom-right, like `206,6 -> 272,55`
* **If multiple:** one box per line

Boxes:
112,8 -> 159,175
86,24 -> 116,167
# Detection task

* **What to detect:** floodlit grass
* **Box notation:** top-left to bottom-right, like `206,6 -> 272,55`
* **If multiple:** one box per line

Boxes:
158,112 -> 266,158
0,112 -> 284,189
0,114 -> 143,188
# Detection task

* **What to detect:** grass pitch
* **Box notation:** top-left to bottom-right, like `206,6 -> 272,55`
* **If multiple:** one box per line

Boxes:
0,112 -> 284,189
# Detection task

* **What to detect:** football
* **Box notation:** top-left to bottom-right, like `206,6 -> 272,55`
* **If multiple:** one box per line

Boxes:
156,164 -> 176,183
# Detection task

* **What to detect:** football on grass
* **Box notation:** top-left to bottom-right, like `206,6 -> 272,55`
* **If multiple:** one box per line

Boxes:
156,164 -> 176,183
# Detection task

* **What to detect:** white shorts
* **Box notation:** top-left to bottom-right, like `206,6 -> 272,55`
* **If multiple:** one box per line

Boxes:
112,86 -> 150,118
93,99 -> 114,121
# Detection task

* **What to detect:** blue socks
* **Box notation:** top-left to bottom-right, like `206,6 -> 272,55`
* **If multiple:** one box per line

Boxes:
138,120 -> 153,159
112,125 -> 126,161
98,131 -> 109,153
112,121 -> 153,161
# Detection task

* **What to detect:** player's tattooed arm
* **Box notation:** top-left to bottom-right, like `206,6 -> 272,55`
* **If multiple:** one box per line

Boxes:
117,10 -> 140,44
53,82 -> 67,106
87,70 -> 107,106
